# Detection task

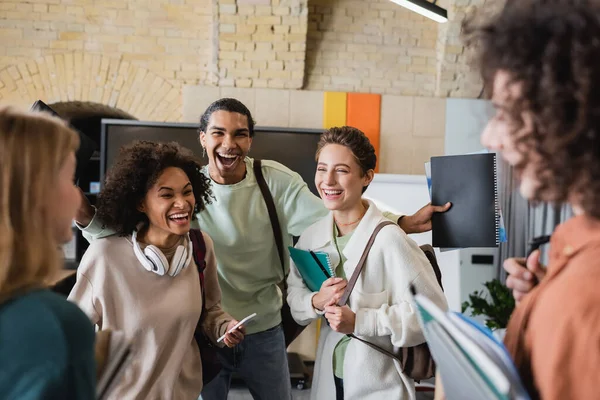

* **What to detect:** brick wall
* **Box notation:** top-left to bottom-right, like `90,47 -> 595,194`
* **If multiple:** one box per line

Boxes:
0,0 -> 214,84
0,53 -> 183,121
305,0 -> 490,97
216,0 -> 309,89
435,0 -> 495,98
305,0 -> 439,96
0,0 -> 493,120
0,0 -> 216,118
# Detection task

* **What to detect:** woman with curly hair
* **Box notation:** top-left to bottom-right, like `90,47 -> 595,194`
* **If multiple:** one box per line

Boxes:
441,1 -> 600,399
68,141 -> 244,399
0,106 -> 95,399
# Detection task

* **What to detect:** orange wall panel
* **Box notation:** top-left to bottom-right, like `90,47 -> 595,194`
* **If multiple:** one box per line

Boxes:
346,93 -> 381,172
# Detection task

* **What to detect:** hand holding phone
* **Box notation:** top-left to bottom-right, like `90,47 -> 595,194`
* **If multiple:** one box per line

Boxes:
504,238 -> 548,303
217,313 -> 256,344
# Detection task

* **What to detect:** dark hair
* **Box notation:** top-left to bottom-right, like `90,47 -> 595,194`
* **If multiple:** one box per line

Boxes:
97,141 -> 212,235
463,1 -> 600,218
316,126 -> 377,193
198,98 -> 256,137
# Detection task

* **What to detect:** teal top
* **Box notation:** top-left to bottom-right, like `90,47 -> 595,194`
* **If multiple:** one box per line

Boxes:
0,289 -> 96,400
332,224 -> 354,379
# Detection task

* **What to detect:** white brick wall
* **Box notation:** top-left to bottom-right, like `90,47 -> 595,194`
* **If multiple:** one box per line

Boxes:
0,0 -> 494,119
305,0 -> 491,98
216,0 -> 309,89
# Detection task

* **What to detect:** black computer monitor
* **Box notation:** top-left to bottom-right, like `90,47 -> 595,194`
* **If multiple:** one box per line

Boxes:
30,100 -> 97,184
100,119 -> 323,195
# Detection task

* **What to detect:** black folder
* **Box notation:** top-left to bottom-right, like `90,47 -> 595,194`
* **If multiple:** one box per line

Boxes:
431,153 -> 499,248
30,100 -> 97,184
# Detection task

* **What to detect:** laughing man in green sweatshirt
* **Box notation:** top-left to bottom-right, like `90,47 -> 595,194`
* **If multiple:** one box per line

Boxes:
75,98 -> 449,400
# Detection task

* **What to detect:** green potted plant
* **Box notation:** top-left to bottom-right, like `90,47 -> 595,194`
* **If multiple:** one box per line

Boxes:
461,279 -> 516,338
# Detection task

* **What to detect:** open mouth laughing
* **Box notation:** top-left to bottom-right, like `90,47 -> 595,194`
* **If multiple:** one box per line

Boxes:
168,212 -> 191,226
322,188 -> 343,200
216,152 -> 241,170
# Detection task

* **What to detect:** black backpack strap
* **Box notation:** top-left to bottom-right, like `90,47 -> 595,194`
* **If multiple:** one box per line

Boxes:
419,244 -> 443,290
189,228 -> 207,274
253,159 -> 286,288
189,229 -> 208,324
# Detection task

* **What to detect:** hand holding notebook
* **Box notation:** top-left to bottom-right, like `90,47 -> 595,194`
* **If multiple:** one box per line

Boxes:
312,277 -> 347,311
288,247 -> 334,292
430,153 -> 500,248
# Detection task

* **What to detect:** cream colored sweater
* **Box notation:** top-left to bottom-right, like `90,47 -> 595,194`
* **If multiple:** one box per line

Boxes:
68,232 -> 231,400
288,201 -> 448,400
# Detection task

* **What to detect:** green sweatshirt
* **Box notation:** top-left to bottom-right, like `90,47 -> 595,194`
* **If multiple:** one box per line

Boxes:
82,157 -> 399,334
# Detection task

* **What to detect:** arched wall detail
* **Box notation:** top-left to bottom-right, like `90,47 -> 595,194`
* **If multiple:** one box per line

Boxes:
0,52 -> 182,121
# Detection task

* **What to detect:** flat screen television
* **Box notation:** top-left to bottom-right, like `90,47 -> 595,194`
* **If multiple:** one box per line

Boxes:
100,119 -> 324,195
30,100 -> 97,183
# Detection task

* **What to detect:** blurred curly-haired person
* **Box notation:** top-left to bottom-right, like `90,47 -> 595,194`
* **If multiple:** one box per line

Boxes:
439,2 -> 600,399
68,141 -> 244,399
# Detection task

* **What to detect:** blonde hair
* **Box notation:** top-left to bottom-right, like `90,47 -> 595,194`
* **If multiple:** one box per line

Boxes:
0,106 -> 79,298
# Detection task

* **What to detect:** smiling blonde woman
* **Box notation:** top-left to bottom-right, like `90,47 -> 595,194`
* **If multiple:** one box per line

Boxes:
0,106 -> 96,399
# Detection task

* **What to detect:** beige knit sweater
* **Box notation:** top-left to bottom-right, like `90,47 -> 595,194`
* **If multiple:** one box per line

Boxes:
69,232 -> 231,400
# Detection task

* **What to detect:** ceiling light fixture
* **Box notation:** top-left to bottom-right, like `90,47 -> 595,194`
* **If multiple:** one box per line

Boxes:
390,0 -> 448,23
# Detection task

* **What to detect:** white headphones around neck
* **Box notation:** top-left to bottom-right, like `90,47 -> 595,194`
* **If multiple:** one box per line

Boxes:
131,230 -> 193,277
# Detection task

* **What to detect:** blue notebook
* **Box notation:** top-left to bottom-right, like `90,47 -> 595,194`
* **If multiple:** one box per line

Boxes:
413,292 -> 530,400
288,247 -> 334,292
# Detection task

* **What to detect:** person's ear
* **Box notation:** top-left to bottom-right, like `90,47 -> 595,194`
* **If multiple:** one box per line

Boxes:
363,169 -> 375,187
137,200 -> 146,214
199,131 -> 206,148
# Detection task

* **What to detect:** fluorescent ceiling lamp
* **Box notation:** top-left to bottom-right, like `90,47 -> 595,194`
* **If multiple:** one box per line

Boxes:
390,0 -> 448,23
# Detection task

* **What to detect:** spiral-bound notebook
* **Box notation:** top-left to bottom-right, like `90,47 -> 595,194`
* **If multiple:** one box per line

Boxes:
412,291 -> 530,399
288,247 -> 334,292
431,153 -> 499,248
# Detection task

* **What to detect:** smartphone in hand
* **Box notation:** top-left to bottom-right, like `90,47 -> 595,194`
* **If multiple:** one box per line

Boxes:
217,313 -> 257,343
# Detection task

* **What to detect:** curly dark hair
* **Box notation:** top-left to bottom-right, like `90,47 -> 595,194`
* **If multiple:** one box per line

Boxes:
198,98 -> 256,137
316,126 -> 377,193
462,0 -> 600,218
97,141 -> 212,235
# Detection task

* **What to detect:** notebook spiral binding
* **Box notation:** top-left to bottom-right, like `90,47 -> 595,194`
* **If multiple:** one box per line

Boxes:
307,249 -> 335,278
493,153 -> 500,246
326,253 -> 335,277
